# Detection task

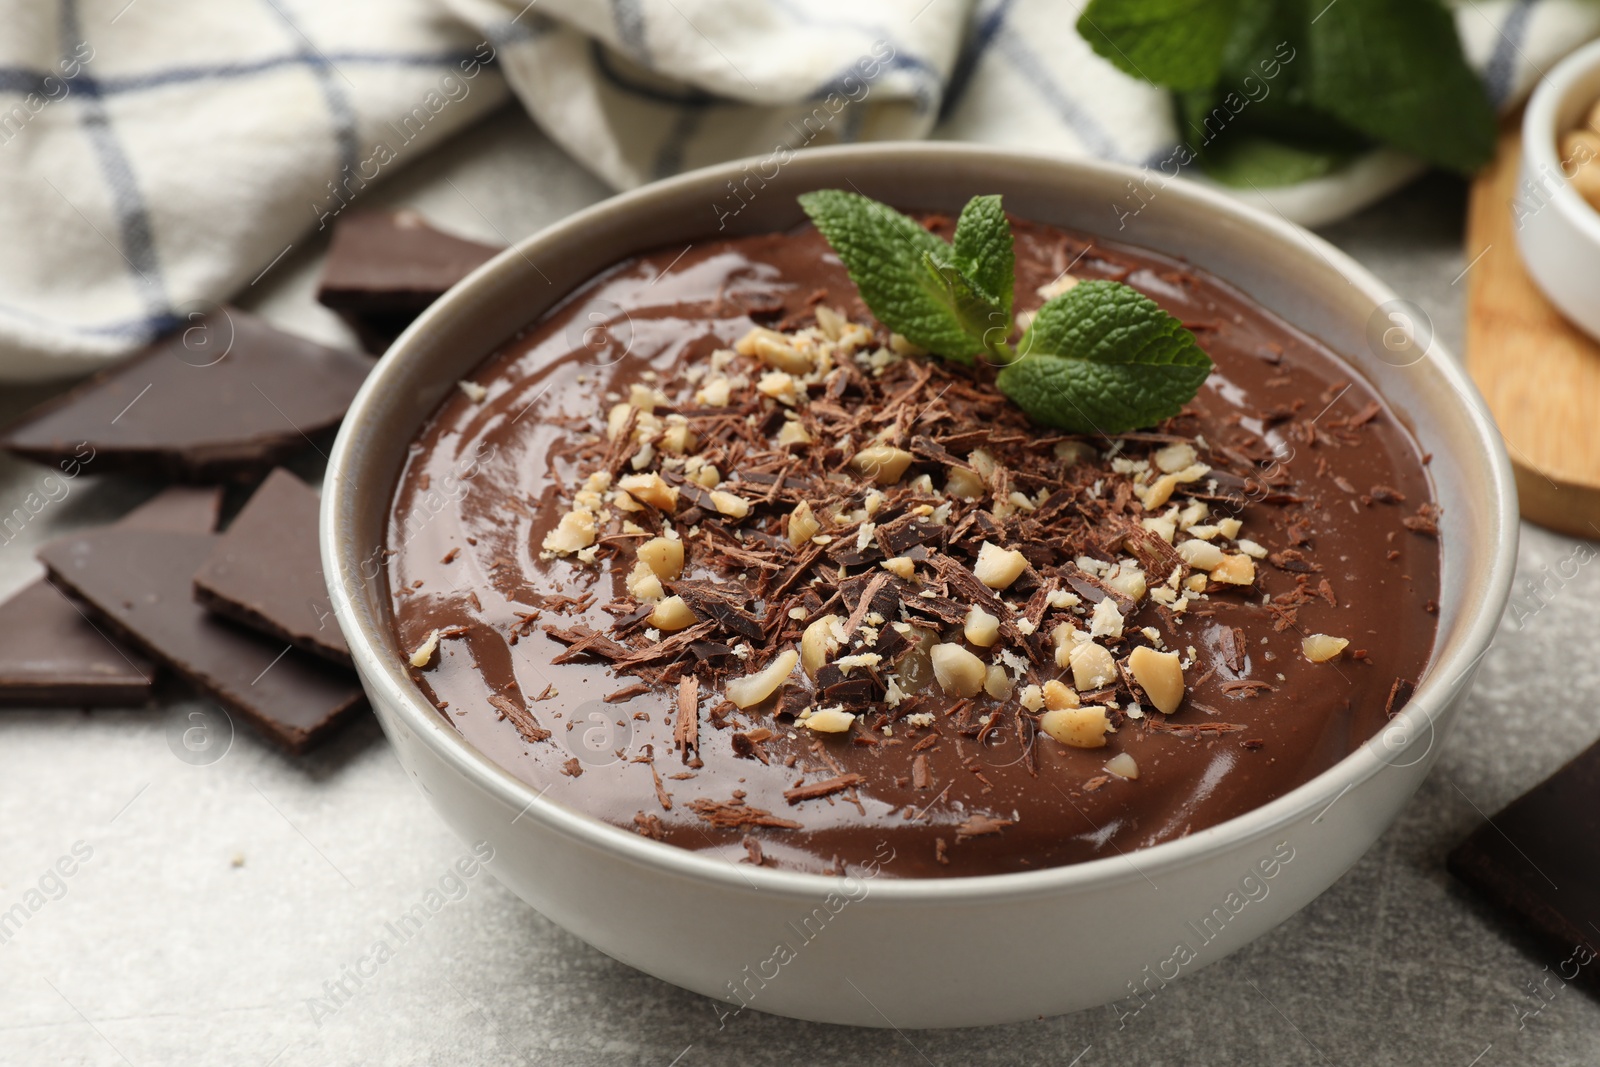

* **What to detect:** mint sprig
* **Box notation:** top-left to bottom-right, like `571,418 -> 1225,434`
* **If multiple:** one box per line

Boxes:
798,190 -> 1212,434
1077,0 -> 1494,184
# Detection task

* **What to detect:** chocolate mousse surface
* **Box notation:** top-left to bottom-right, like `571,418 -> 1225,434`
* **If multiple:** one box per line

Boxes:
384,214 -> 1441,878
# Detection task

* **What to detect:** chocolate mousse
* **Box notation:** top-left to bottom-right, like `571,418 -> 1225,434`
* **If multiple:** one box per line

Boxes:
384,212 -> 1440,878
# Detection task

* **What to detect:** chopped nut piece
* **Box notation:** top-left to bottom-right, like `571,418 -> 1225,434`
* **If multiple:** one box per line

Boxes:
1089,597 -> 1124,639
709,490 -> 751,518
659,415 -> 696,454
757,371 -> 798,404
1053,440 -> 1094,465
880,556 -> 916,579
1105,753 -> 1139,779
984,663 -> 1014,699
945,466 -> 986,500
409,629 -> 441,668
1153,442 -> 1197,473
1216,517 -> 1242,538
1210,554 -> 1256,585
1042,679 -> 1079,711
542,507 -> 598,555
1302,634 -> 1349,663
648,595 -> 697,631
1019,683 -> 1045,711
1236,539 -> 1268,559
787,500 -> 822,547
814,304 -> 846,340
737,326 -> 813,373
726,649 -> 799,708
1128,646 -> 1184,715
1183,572 -> 1209,593
625,560 -> 664,601
694,376 -> 732,407
851,445 -> 915,486
457,380 -> 487,403
930,642 -> 986,697
802,706 -> 856,733
1069,641 -> 1118,690
1176,538 -> 1226,570
1052,622 -> 1078,668
1040,706 -> 1109,749
777,420 -> 813,447
973,541 -> 1028,589
800,615 -> 845,678
1104,563 -> 1147,602
617,473 -> 678,511
963,605 -> 1000,647
636,536 -> 684,580
1037,273 -> 1080,300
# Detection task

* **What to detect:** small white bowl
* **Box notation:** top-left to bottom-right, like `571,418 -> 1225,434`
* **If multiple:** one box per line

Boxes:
322,144 -> 1516,1029
1518,38 -> 1600,341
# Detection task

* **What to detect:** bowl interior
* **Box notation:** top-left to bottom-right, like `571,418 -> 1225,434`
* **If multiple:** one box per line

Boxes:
323,144 -> 1516,898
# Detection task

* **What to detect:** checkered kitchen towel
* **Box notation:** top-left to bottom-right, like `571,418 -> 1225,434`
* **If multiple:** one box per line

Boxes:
3,0 -> 1596,380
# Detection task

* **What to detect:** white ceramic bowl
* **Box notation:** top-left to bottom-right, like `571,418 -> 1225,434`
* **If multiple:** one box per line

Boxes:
1518,38 -> 1600,341
322,144 -> 1516,1029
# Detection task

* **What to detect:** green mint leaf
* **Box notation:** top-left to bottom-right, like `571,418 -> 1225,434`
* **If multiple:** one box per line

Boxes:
998,280 -> 1212,433
1304,0 -> 1494,173
918,251 -> 1012,362
949,194 -> 1014,320
798,189 -> 985,363
1199,134 -> 1355,187
1077,0 -> 1240,93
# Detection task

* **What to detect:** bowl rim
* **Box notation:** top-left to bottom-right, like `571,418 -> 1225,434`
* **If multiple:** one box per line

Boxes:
323,142 -> 1517,904
1523,37 -> 1600,243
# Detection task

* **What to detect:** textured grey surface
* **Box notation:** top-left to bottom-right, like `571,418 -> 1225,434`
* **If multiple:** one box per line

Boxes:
2,110 -> 1597,1066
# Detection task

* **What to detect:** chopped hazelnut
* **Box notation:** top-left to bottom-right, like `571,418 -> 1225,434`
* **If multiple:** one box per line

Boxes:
541,507 -> 598,555
1154,442 -> 1197,473
694,376 -> 732,407
757,371 -> 798,404
625,560 -> 664,601
1176,538 -> 1225,570
1019,683 -> 1045,711
788,500 -> 821,546
1302,634 -> 1349,663
880,556 -> 915,579
1103,563 -> 1147,602
409,629 -> 441,668
777,420 -> 813,447
803,706 -> 856,733
851,445 -> 915,486
456,380 -> 487,403
1128,646 -> 1184,715
930,642 -> 987,697
984,663 -> 1014,699
725,649 -> 799,708
658,414 -> 696,454
1104,752 -> 1139,779
945,465 -> 986,500
737,326 -> 813,374
973,541 -> 1028,589
1183,572 -> 1209,593
617,473 -> 678,512
636,536 -> 684,580
963,605 -> 1000,647
1041,679 -> 1079,711
1069,641 -> 1118,690
709,490 -> 751,518
1039,705 -> 1109,749
648,595 -> 697,631
814,304 -> 846,340
1210,554 -> 1256,585
800,614 -> 844,678
1236,539 -> 1268,559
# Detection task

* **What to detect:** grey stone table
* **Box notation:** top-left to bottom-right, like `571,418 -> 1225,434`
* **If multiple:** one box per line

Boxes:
3,108 -> 1596,1066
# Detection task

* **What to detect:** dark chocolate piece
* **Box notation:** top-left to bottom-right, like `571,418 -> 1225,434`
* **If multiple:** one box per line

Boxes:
192,468 -> 348,664
38,529 -> 363,750
0,309 -> 372,483
317,210 -> 502,353
1448,739 -> 1600,985
0,486 -> 222,707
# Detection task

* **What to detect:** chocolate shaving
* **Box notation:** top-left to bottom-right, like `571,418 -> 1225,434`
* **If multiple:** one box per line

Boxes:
688,796 -> 803,830
954,814 -> 1014,840
675,675 -> 699,756
487,693 -> 551,743
783,773 -> 865,804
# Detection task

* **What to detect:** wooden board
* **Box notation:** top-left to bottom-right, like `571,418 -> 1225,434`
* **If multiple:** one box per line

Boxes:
1465,122 -> 1600,538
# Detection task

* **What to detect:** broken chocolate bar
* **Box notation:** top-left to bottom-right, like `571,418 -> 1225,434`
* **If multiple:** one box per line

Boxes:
0,308 -> 372,483
0,486 -> 222,707
38,528 -> 364,750
1448,739 -> 1600,986
317,210 -> 501,353
192,468 -> 348,664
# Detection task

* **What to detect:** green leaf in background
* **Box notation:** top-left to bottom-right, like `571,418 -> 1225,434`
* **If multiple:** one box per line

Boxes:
1304,0 -> 1495,174
1077,0 -> 1241,93
797,189 -> 984,363
1197,134 -> 1353,187
998,280 -> 1213,433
